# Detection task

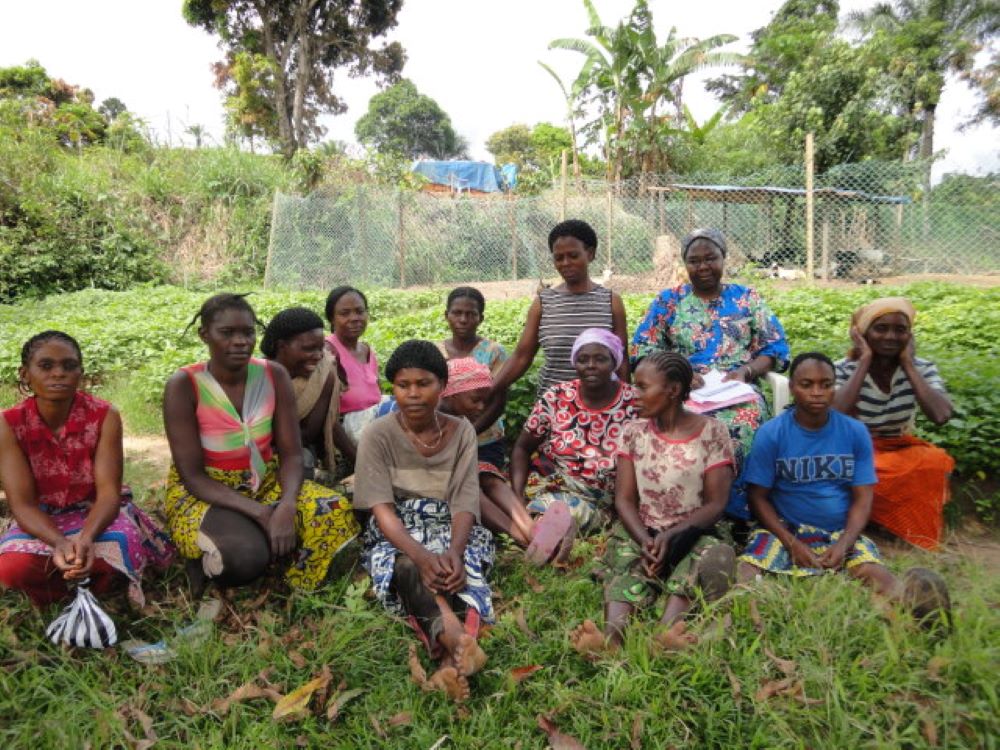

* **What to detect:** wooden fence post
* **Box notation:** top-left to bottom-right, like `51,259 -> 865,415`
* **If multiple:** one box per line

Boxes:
396,189 -> 406,288
606,187 -> 614,271
805,132 -> 815,282
560,149 -> 568,222
509,194 -> 518,280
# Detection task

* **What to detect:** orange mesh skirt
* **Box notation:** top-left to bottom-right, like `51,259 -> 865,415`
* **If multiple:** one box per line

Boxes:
871,435 -> 954,550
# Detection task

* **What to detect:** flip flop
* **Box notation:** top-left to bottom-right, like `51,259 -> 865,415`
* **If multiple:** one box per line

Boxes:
551,518 -> 579,566
524,501 -> 573,565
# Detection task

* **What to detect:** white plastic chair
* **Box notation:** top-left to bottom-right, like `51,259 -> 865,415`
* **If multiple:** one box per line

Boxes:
765,371 -> 790,414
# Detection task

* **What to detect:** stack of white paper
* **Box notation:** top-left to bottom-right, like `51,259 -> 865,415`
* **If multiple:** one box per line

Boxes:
685,369 -> 757,413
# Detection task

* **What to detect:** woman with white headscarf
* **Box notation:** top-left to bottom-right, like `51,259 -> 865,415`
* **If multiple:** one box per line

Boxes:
510,329 -> 640,539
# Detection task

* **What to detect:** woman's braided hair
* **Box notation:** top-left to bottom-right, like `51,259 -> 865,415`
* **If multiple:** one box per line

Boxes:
260,307 -> 325,359
446,286 -> 486,315
640,350 -> 695,401
184,292 -> 261,334
385,339 -> 448,386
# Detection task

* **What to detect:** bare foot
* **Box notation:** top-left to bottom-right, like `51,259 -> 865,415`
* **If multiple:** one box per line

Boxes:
453,633 -> 487,677
653,620 -> 698,651
426,666 -> 470,703
570,619 -> 609,657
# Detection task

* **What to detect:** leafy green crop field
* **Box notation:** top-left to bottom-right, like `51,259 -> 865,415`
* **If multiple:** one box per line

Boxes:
1,282 -> 998,748
0,280 -> 996,478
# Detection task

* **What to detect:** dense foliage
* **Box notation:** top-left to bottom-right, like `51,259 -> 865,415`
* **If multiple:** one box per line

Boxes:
0,70 -> 294,300
0,282 -> 995,488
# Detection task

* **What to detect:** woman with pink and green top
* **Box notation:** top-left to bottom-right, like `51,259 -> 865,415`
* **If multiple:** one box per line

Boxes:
323,286 -> 390,471
163,293 -> 359,595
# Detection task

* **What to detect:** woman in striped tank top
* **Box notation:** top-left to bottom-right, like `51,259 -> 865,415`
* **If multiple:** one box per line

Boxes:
163,294 -> 359,595
832,298 -> 955,550
484,220 -> 628,426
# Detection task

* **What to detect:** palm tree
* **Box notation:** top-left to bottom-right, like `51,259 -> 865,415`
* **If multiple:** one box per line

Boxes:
548,0 -> 739,179
538,61 -> 583,178
848,0 -> 999,162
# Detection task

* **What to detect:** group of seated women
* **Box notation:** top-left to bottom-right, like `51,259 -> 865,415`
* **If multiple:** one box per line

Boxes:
0,220 -> 955,702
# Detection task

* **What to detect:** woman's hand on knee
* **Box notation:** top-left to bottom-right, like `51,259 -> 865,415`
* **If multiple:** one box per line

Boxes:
415,551 -> 447,594
267,502 -> 298,559
53,538 -> 94,580
439,548 -> 466,593
788,538 -> 822,569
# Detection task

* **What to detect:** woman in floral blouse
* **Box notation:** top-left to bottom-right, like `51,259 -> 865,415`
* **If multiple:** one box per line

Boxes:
630,228 -> 789,522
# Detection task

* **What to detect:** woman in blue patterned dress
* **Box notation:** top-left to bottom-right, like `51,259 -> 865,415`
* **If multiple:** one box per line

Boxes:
630,228 -> 789,522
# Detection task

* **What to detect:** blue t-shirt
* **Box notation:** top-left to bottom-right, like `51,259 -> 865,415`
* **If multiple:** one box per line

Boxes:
743,409 -> 876,532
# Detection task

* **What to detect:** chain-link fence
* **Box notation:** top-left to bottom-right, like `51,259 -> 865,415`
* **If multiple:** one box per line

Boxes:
264,161 -> 998,290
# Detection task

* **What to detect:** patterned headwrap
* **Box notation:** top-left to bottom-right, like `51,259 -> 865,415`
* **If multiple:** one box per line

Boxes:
441,357 -> 493,398
570,328 -> 624,369
681,228 -> 728,259
848,297 -> 917,359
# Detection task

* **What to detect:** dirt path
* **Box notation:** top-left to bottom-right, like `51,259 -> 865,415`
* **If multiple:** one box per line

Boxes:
123,435 -> 172,473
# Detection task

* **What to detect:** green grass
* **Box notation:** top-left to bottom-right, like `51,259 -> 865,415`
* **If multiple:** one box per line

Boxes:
1,530 -> 998,748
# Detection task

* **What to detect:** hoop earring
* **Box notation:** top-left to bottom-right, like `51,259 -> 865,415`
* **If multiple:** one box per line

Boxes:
17,379 -> 32,396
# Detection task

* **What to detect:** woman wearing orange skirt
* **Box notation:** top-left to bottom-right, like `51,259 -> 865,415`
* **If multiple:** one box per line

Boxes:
832,297 -> 954,550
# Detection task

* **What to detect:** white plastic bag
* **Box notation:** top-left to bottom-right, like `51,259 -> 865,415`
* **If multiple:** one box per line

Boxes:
46,580 -> 117,648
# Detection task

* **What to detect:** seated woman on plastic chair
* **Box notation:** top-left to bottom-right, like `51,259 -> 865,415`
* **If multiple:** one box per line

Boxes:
630,228 -> 789,527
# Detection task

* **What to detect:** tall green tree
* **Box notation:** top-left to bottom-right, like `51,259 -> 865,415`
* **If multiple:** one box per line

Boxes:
549,0 -> 738,179
183,0 -> 406,155
848,0 -> 1000,162
355,79 -> 465,160
98,97 -> 127,121
706,0 -> 840,114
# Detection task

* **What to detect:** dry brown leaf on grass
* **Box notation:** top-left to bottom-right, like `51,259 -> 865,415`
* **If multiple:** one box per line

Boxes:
921,716 -> 939,746
514,607 -> 538,640
288,650 -> 308,669
724,666 -> 742,701
754,676 -> 797,702
178,698 -> 200,717
211,681 -> 282,715
524,573 -> 545,594
280,625 -> 303,646
272,670 -> 332,721
246,588 -> 270,611
630,713 -> 643,750
408,642 -> 428,686
537,714 -> 588,750
325,687 -> 365,722
764,647 -> 797,676
369,713 -> 388,739
748,599 -> 763,633
387,712 -> 413,727
754,677 -> 822,705
119,706 -> 157,750
510,665 -> 544,683
926,656 -> 950,681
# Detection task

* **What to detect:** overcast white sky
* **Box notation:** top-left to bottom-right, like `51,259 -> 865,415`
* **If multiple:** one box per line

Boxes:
1,0 -> 996,179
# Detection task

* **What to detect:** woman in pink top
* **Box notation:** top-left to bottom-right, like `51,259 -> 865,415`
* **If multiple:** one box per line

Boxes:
324,287 -> 389,466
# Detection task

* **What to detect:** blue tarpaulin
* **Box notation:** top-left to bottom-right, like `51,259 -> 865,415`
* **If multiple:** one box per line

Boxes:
412,160 -> 508,193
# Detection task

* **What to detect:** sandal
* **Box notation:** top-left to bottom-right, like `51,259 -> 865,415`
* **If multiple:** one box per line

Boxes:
524,501 -> 574,565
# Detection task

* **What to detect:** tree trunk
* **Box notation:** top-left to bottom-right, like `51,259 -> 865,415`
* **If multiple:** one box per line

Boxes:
290,0 -> 314,152
919,104 -> 935,162
257,5 -> 295,155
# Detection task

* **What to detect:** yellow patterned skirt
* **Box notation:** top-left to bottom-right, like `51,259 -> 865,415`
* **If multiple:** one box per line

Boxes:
164,458 -> 359,590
